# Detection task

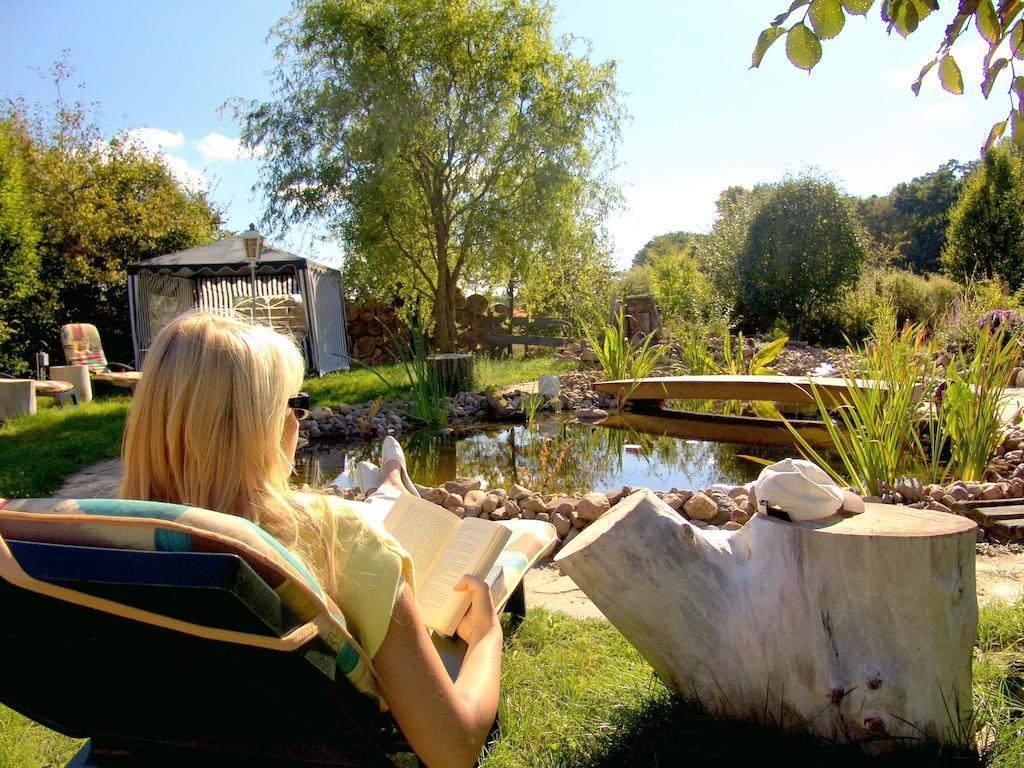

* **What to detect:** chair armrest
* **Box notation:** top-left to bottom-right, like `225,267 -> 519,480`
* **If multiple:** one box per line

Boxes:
105,362 -> 136,372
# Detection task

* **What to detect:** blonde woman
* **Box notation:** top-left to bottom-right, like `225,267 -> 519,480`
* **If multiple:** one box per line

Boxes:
120,311 -> 500,768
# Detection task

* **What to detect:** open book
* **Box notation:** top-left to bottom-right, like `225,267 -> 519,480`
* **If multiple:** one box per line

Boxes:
383,494 -> 556,636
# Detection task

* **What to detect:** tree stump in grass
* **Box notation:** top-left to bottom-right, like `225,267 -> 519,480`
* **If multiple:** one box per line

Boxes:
427,353 -> 474,396
555,491 -> 978,754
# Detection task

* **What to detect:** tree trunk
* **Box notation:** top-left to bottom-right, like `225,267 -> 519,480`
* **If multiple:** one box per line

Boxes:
433,283 -> 455,353
555,491 -> 978,753
427,353 -> 474,396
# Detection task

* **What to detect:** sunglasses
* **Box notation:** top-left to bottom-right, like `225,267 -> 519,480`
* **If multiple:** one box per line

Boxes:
287,392 -> 310,421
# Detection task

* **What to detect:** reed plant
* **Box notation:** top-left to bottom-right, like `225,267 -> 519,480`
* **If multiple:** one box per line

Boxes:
518,391 -> 547,425
940,327 -> 1021,481
786,309 -> 1022,495
718,331 -> 788,375
580,308 -> 669,405
784,314 -> 939,496
354,323 -> 448,426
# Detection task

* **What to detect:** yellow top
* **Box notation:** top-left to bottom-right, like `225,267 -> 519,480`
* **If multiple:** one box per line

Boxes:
294,494 -> 413,659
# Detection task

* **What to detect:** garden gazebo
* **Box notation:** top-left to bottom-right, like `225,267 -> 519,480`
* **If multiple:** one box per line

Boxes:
127,237 -> 349,375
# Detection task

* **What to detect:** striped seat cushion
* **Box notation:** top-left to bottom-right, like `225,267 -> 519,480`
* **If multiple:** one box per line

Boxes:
0,497 -> 380,705
60,323 -> 109,374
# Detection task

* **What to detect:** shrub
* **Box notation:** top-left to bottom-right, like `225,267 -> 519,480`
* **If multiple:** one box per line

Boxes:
647,245 -> 727,327
937,277 -> 1023,352
942,143 -> 1024,288
735,175 -> 868,341
871,268 -> 961,327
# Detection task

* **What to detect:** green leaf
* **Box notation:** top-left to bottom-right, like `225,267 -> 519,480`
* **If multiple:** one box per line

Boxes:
893,1 -> 920,36
939,53 -> 964,94
976,0 -> 1002,42
786,23 -> 823,70
911,58 -> 937,95
773,0 -> 812,25
752,27 -> 786,68
841,0 -> 874,13
1013,109 -> 1024,147
1012,74 -> 1024,97
982,119 -> 1007,153
810,0 -> 846,38
911,0 -> 939,22
1012,19 -> 1024,58
982,56 -> 1008,97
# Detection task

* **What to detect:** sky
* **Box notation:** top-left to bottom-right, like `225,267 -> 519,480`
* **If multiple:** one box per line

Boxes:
0,1 -> 1008,270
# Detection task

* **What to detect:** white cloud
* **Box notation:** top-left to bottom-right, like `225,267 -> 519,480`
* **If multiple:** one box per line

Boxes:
124,126 -> 185,153
196,132 -> 261,161
122,126 -> 208,193
159,154 -> 209,193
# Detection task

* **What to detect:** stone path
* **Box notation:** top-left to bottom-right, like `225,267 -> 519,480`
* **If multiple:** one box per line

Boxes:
53,460 -> 1024,615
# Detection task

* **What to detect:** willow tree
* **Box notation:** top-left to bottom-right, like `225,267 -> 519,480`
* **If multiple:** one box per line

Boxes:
240,0 -> 622,351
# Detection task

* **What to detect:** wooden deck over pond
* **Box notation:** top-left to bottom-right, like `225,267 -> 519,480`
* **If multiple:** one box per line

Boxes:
593,375 -> 899,407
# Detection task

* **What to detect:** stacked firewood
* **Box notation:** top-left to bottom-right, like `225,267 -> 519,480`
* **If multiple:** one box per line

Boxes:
455,293 -> 510,354
345,301 -> 407,364
346,293 -> 513,361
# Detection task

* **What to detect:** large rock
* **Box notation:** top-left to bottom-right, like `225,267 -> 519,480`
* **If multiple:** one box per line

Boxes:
523,496 -> 548,514
551,511 -> 572,538
683,491 -> 719,522
576,492 -> 611,522
508,483 -> 533,501
464,489 -> 488,507
443,478 -> 481,497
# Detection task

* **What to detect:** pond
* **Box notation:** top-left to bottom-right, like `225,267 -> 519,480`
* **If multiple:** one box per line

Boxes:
293,411 -> 813,494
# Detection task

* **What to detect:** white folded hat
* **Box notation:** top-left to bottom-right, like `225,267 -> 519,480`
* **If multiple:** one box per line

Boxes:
752,458 -> 865,522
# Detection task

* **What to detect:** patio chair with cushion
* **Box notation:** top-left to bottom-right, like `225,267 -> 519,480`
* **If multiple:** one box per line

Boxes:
59,324 -> 142,389
0,497 -> 437,767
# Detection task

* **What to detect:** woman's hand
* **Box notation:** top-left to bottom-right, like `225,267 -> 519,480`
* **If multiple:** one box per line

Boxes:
454,574 -> 501,646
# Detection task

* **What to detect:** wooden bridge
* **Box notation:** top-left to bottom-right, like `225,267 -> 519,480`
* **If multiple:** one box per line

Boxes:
592,375 -> 910,409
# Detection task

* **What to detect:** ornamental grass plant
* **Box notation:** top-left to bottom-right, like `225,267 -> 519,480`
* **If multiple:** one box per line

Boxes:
581,309 -> 669,405
786,309 -> 1022,496
786,314 -> 939,496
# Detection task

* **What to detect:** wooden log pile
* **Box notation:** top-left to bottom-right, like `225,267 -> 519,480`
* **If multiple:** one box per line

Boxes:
345,301 -> 408,365
454,293 -> 510,354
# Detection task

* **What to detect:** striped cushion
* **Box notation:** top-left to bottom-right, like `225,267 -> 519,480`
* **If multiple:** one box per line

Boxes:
60,324 -> 109,374
0,498 -> 380,705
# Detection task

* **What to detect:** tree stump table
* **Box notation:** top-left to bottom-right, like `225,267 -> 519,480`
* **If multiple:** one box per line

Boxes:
427,353 -> 474,396
555,491 -> 978,753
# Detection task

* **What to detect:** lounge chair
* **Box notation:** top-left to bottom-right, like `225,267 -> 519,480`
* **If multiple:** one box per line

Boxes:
59,324 -> 142,389
0,497 -> 432,767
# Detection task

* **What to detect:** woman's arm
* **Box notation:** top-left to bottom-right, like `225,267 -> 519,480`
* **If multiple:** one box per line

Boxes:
373,576 -> 502,768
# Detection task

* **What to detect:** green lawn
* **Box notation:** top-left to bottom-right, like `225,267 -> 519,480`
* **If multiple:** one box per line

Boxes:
0,397 -> 130,499
0,357 -> 575,499
3,602 -> 1022,767
304,356 -> 576,407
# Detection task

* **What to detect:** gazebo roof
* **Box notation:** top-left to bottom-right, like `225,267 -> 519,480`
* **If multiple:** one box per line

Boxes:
128,237 -> 335,276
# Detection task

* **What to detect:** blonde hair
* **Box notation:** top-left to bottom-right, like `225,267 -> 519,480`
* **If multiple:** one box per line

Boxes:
120,310 -> 332,569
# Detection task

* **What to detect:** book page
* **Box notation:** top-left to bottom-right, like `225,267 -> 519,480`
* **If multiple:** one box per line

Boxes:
418,518 -> 510,633
383,495 -> 460,593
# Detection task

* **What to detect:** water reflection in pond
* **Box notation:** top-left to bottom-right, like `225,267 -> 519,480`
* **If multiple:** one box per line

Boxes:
292,414 -> 803,494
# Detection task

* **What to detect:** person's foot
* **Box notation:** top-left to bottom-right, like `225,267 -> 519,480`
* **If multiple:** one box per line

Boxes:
381,436 -> 420,497
355,461 -> 383,494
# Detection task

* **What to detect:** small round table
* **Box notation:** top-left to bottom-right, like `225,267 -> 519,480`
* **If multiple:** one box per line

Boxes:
34,379 -> 77,408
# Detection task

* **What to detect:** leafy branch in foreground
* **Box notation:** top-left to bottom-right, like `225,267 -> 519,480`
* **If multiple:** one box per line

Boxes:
752,0 -> 1024,153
